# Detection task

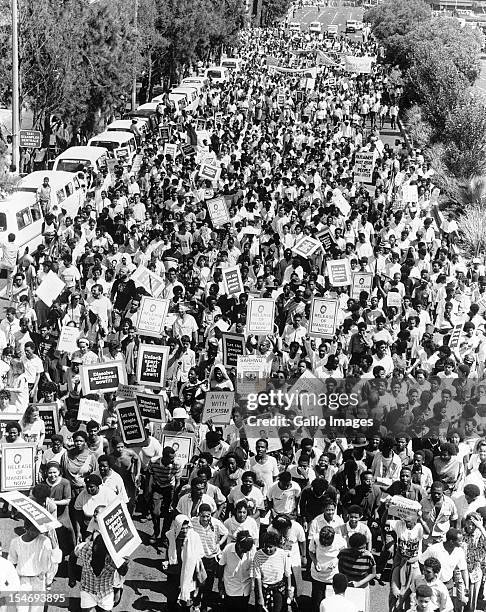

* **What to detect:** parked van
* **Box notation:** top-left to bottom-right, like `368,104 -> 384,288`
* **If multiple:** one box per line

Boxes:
0,191 -> 44,255
106,119 -> 148,144
171,87 -> 199,111
166,92 -> 188,114
88,131 -> 137,166
309,22 -> 322,34
17,171 -> 83,219
346,20 -> 359,32
53,146 -> 108,190
221,58 -> 242,71
125,103 -> 160,132
204,66 -> 229,83
180,76 -> 209,93
327,24 -> 339,37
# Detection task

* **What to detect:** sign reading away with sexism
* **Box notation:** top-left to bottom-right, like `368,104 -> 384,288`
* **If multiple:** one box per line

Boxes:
353,151 -> 375,183
136,344 -> 169,388
222,265 -> 244,296
80,361 -> 127,395
206,196 -> 230,227
116,401 -> 146,445
136,297 -> 170,337
202,392 -> 234,424
309,298 -> 339,338
222,333 -> 246,368
97,500 -> 141,567
0,491 -> 61,532
246,298 -> 276,335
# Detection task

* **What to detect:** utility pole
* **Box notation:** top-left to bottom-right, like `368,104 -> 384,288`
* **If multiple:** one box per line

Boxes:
131,0 -> 139,110
11,0 -> 20,172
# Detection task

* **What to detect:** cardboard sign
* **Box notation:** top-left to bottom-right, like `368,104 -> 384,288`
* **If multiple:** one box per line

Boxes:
236,355 -> 269,397
353,151 -> 375,183
386,291 -> 402,309
309,297 -> 339,338
160,432 -> 195,477
36,403 -> 59,441
1,444 -> 35,492
206,196 -> 230,227
345,55 -> 373,74
0,491 -> 61,532
388,495 -> 421,521
199,161 -> 221,182
292,236 -> 321,258
131,265 -> 165,298
159,125 -> 171,142
78,398 -> 104,424
246,298 -> 276,336
136,297 -> 170,337
448,323 -> 464,350
116,384 -> 144,399
351,272 -> 373,300
136,344 -> 169,388
164,143 -> 178,159
116,400 -> 146,445
180,143 -> 196,157
222,265 -> 244,297
97,500 -> 141,567
134,392 -> 165,422
332,189 -> 351,216
36,271 -> 65,307
222,333 -> 246,368
202,391 -> 234,424
402,183 -> 419,203
327,259 -> 351,287
57,325 -> 80,354
317,227 -> 335,251
80,361 -> 127,395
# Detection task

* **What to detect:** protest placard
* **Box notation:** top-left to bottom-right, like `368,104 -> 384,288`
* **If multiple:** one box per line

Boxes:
316,227 -> 335,251
402,183 -> 419,203
386,291 -> 402,309
332,189 -> 351,216
246,298 -> 276,335
36,271 -> 65,307
136,344 -> 169,388
159,125 -> 171,141
327,259 -> 351,287
180,143 -> 196,157
116,401 -> 146,445
116,384 -> 144,399
136,296 -> 170,338
221,266 -> 244,296
161,432 -> 195,477
131,265 -> 165,298
57,325 -> 80,354
222,333 -> 246,368
388,495 -> 421,521
37,403 -> 59,441
236,355 -> 269,397
78,398 -> 104,424
202,392 -> 234,424
292,236 -> 321,258
199,161 -> 221,182
0,491 -> 61,532
309,298 -> 339,338
97,500 -> 141,567
345,55 -> 373,74
1,444 -> 35,491
206,196 -> 230,227
448,323 -> 464,350
163,143 -> 178,159
134,392 -> 165,422
353,152 -> 375,183
80,361 -> 127,395
351,272 -> 373,300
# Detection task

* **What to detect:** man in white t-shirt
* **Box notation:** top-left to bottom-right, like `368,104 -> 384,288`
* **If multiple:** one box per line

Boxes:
320,573 -> 359,612
267,471 -> 301,517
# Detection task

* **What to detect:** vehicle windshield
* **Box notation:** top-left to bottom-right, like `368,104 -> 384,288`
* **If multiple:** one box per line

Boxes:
90,140 -> 118,152
56,159 -> 89,173
207,70 -> 222,79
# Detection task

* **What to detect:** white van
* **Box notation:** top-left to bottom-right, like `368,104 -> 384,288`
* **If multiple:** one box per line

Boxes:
88,131 -> 137,166
204,66 -> 229,83
53,146 -> 108,190
17,171 -> 83,219
165,91 -> 188,114
171,87 -> 199,111
221,58 -> 242,71
180,76 -> 209,93
106,119 -> 148,144
0,191 -> 44,255
309,22 -> 322,34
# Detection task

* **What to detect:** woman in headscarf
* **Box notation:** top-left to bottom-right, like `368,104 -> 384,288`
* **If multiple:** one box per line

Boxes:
164,514 -> 206,610
208,364 -> 234,391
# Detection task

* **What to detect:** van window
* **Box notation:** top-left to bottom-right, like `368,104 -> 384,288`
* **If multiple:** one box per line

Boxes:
16,207 -> 32,230
0,213 -> 6,232
73,177 -> 80,190
31,202 -> 42,222
207,70 -> 222,79
57,188 -> 66,204
66,181 -> 74,197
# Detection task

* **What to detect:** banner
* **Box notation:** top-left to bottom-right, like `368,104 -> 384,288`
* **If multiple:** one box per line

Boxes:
134,392 -> 165,422
80,361 -> 127,395
136,344 -> 169,388
246,298 -> 276,335
292,236 -> 321,258
202,391 -> 234,424
160,433 -> 195,477
271,65 -> 318,77
0,491 -> 61,532
308,298 -> 339,338
57,325 -> 80,354
345,55 -> 373,74
221,266 -> 244,296
386,291 -> 402,309
354,152 -> 375,183
37,403 -> 59,441
351,272 -> 373,300
222,333 -> 246,368
116,401 -> 146,445
206,196 -> 230,227
78,398 -> 104,424
327,259 -> 351,287
97,500 -> 141,567
131,265 -> 165,298
36,272 -> 65,308
136,297 -> 170,337
1,444 -> 36,492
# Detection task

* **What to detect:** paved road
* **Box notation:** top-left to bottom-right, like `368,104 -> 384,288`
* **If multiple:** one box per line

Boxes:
292,4 -> 364,29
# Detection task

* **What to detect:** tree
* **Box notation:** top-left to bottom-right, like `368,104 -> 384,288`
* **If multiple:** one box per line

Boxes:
456,200 -> 486,257
263,0 -> 292,24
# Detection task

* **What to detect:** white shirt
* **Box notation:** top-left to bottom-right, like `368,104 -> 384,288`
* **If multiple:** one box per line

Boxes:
320,593 -> 359,612
267,481 -> 301,515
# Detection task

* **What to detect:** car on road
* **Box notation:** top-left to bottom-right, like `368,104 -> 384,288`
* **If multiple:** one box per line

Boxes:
309,21 -> 322,34
327,24 -> 339,37
345,20 -> 359,32
203,66 -> 229,83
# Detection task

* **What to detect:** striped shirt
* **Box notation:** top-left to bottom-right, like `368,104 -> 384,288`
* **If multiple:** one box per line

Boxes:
252,548 -> 291,585
148,458 -> 181,488
337,547 -> 375,582
191,517 -> 228,558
